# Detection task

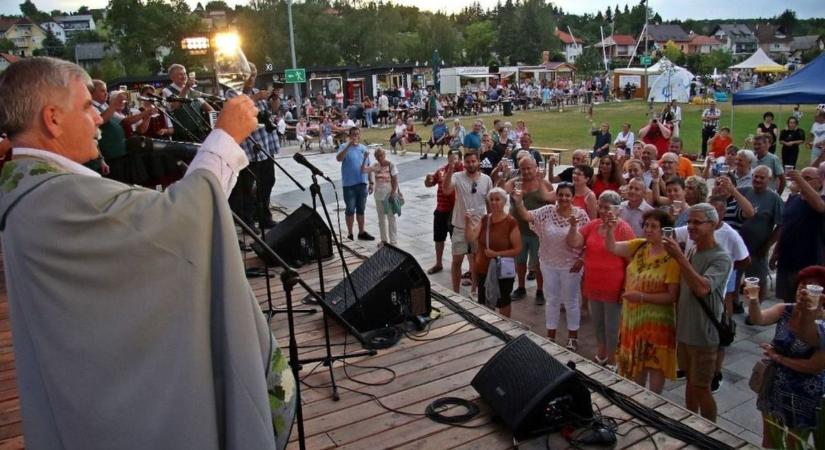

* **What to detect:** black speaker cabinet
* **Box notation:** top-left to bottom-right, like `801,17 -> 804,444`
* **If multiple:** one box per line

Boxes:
251,204 -> 333,267
471,335 -> 593,440
322,244 -> 431,340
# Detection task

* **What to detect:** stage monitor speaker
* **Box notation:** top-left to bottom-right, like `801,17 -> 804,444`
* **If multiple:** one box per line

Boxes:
251,204 -> 333,267
321,244 -> 431,340
471,335 -> 593,440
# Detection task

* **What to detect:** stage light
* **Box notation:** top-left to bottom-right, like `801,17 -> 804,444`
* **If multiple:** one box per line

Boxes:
181,36 -> 209,55
213,32 -> 240,54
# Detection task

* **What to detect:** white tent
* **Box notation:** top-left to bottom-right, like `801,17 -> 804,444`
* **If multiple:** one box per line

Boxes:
647,58 -> 694,103
730,48 -> 783,70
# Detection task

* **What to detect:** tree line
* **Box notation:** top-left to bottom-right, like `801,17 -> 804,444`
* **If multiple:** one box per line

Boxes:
4,0 -> 824,81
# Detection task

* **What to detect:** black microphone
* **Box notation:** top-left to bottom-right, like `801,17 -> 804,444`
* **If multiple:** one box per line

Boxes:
293,152 -> 332,182
166,95 -> 193,103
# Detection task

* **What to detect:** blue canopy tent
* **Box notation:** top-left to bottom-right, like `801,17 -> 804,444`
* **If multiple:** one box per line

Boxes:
733,52 -> 825,105
729,52 -> 825,133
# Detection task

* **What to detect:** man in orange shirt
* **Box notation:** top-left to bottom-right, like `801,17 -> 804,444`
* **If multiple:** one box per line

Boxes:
707,127 -> 732,159
666,137 -> 695,178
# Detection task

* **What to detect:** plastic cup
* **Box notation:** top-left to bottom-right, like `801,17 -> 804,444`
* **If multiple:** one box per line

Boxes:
662,227 -> 674,239
784,165 -> 794,173
744,277 -> 760,301
119,85 -> 127,92
806,284 -> 823,310
514,180 -> 523,191
718,163 -> 729,174
672,200 -> 684,214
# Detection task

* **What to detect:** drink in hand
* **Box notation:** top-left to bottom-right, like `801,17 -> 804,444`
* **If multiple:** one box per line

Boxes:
744,277 -> 760,301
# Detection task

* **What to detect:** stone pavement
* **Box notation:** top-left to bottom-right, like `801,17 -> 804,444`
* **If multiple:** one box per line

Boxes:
267,142 -> 773,446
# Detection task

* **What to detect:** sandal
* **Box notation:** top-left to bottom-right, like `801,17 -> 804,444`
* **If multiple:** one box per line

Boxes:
461,279 -> 472,286
594,355 -> 608,366
566,338 -> 578,352
426,265 -> 443,275
461,271 -> 472,279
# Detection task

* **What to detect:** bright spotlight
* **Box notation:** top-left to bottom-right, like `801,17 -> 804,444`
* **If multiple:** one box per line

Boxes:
213,32 -> 240,54
181,36 -> 210,55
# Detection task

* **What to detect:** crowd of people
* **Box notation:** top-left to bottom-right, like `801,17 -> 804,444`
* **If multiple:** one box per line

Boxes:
420,105 -> 825,448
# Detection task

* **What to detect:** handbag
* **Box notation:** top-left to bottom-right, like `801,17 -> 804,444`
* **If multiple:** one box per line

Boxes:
486,215 -> 516,280
695,293 -> 736,346
749,359 -> 776,398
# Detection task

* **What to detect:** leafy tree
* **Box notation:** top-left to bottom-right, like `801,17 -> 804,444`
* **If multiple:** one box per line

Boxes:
0,38 -> 14,53
661,40 -> 683,63
801,47 -> 823,64
77,6 -> 90,14
205,1 -> 231,12
696,49 -> 732,74
604,7 -> 612,23
19,0 -> 47,22
463,20 -> 496,65
776,9 -> 797,35
34,29 -> 64,57
576,46 -> 602,76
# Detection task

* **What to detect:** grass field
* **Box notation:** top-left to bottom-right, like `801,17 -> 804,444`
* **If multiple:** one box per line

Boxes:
360,100 -> 819,163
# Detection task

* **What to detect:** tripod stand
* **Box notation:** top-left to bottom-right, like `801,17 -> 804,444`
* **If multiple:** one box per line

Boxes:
299,173 -> 375,401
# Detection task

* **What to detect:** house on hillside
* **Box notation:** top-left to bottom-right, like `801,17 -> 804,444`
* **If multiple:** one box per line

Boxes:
53,15 -> 96,38
4,17 -> 47,57
640,24 -> 691,52
40,21 -> 67,44
74,42 -> 116,71
790,35 -> 824,60
753,23 -> 793,58
591,34 -> 637,61
686,33 -> 723,54
711,24 -> 757,55
553,28 -> 584,63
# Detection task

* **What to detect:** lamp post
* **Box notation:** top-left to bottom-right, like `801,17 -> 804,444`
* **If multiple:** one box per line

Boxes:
287,0 -> 301,119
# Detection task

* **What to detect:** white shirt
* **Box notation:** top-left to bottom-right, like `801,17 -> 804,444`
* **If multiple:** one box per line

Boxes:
672,105 -> 682,122
16,129 -> 247,197
811,121 -> 825,147
675,221 -> 748,287
614,131 -> 635,148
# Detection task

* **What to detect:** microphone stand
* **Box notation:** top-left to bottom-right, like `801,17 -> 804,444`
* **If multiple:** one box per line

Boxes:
297,167 -> 375,401
231,210 -> 322,450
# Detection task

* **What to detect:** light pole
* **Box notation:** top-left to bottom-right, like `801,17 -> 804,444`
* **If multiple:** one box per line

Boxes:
287,0 -> 301,119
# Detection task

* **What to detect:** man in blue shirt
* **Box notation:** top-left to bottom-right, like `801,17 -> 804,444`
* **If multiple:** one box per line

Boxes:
424,116 -> 449,159
336,127 -> 375,241
463,119 -> 483,150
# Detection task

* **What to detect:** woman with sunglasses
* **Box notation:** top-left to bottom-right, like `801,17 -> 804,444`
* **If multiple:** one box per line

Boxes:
513,182 -> 589,350
605,208 -> 680,394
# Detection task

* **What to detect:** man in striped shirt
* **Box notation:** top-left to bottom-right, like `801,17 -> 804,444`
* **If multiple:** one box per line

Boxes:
225,62 -> 279,230
701,101 -> 721,158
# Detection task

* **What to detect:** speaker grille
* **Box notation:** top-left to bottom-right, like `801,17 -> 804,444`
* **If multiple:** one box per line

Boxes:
322,245 -> 431,335
472,335 -> 586,437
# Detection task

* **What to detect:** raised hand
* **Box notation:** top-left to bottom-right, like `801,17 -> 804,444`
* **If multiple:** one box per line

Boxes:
215,95 -> 259,144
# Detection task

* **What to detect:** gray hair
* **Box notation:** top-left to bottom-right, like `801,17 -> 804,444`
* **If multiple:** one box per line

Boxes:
0,57 -> 91,137
689,202 -> 719,224
487,187 -> 509,205
753,165 -> 773,178
572,149 -> 589,159
599,190 -> 622,205
168,64 -> 186,76
661,152 -> 679,163
736,149 -> 756,164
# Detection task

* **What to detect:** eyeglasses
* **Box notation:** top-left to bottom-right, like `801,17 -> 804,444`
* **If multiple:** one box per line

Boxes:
686,220 -> 713,226
471,182 -> 478,194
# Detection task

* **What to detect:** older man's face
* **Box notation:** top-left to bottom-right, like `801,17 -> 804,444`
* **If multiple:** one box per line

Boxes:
57,78 -> 104,163
752,168 -> 771,192
170,68 -> 187,85
91,82 -> 108,103
753,139 -> 767,156
801,167 -> 823,192
687,210 -> 715,242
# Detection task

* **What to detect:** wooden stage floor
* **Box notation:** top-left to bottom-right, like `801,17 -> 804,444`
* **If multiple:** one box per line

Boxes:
0,240 -> 758,449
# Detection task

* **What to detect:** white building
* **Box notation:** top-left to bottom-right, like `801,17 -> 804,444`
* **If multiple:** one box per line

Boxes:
53,15 -> 96,37
554,28 -> 584,63
40,21 -> 67,44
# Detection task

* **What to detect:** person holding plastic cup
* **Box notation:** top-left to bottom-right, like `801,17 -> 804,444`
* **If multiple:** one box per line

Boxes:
771,167 -> 825,302
745,266 -> 825,449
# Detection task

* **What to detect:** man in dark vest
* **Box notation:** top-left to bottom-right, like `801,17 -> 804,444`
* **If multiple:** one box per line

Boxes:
162,63 -> 214,142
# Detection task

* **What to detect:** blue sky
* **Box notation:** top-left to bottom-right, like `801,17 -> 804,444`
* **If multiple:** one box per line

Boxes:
2,0 -> 823,20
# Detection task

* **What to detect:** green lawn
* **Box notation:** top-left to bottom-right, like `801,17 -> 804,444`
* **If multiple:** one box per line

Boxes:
360,100 -> 818,163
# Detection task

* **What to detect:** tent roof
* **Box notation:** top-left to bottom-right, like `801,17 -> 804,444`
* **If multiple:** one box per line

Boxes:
732,52 -> 825,105
730,48 -> 782,69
